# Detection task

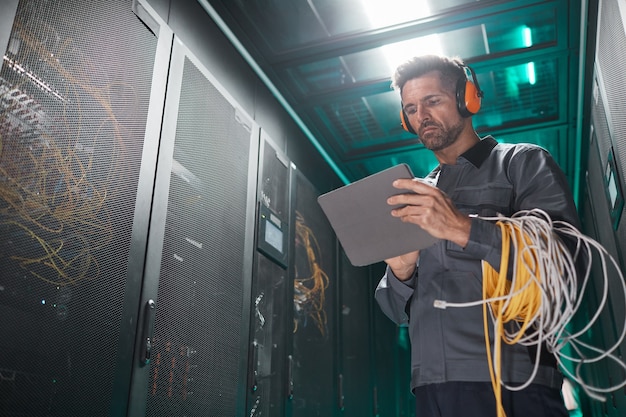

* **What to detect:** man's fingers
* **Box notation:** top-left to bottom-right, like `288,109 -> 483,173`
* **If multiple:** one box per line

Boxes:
392,178 -> 435,194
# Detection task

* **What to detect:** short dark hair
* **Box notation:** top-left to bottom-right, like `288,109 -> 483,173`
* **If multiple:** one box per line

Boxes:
391,54 -> 466,95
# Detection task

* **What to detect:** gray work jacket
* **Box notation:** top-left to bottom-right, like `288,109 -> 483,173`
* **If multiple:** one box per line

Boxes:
375,136 -> 580,391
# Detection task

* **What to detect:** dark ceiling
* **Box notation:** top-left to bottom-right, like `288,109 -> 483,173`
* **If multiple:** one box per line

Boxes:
198,0 -> 585,191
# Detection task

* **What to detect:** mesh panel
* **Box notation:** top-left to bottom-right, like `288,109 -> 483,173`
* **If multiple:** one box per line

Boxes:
339,250 -> 373,415
246,139 -> 291,415
146,56 -> 251,416
596,0 -> 626,252
292,172 -> 336,415
587,109 -> 617,252
0,0 -> 156,415
591,76 -> 612,177
260,139 -> 290,217
248,253 -> 289,416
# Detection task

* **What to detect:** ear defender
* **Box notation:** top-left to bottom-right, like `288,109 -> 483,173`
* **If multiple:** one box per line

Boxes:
456,64 -> 483,118
400,108 -> 416,134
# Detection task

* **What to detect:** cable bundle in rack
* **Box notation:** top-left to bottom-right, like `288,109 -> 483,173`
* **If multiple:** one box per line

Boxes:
434,208 -> 626,417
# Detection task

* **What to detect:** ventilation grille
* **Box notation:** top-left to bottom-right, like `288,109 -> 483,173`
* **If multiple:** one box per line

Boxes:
596,0 -> 626,254
0,0 -> 156,415
292,172 -> 336,415
146,56 -> 252,415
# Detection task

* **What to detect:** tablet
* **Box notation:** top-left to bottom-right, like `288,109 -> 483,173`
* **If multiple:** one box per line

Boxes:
317,163 -> 439,266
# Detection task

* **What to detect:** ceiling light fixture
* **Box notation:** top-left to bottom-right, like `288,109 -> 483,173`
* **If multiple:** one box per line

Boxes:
360,0 -> 443,73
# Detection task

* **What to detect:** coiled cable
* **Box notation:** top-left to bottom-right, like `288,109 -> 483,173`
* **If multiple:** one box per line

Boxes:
435,208 -> 626,417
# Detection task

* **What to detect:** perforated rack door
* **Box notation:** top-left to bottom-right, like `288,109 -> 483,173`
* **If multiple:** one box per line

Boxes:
143,39 -> 257,416
246,135 -> 292,416
0,0 -> 158,415
595,0 -> 626,238
291,170 -> 337,416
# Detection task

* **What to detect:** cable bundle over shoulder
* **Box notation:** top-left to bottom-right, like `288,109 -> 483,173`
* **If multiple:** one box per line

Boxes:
439,208 -> 626,417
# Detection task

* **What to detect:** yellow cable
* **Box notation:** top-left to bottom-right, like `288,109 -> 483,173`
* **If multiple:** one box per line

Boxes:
294,211 -> 330,336
482,221 -> 543,417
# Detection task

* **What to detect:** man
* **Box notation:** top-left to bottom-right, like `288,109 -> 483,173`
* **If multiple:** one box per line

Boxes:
375,54 -> 579,417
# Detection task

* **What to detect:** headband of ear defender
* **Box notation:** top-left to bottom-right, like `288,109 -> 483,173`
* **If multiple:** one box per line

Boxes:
400,63 -> 484,134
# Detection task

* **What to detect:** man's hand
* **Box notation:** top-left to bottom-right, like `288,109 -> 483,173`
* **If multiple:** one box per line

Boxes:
387,178 -> 472,249
385,250 -> 420,281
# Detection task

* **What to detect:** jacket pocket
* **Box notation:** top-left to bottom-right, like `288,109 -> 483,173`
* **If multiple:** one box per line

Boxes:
452,182 -> 513,218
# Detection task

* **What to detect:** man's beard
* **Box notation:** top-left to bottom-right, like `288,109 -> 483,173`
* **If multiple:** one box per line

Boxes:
418,119 -> 465,152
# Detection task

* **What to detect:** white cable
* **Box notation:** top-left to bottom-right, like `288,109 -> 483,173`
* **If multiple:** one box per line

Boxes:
436,208 -> 626,401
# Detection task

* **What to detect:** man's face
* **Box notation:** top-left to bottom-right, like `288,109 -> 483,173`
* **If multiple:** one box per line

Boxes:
400,71 -> 465,152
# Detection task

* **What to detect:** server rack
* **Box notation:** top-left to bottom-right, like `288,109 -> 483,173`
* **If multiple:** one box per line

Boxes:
0,0 -> 166,415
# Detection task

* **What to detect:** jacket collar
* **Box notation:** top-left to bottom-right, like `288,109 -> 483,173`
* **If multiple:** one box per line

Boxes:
459,136 -> 497,168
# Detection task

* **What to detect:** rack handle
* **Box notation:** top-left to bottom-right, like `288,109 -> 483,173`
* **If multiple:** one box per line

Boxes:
140,299 -> 156,365
287,354 -> 294,399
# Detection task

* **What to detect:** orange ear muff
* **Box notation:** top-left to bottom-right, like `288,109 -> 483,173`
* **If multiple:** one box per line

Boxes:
456,65 -> 483,118
400,108 -> 416,134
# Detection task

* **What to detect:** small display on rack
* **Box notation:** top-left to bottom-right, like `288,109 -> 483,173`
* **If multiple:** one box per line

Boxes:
264,218 -> 283,253
257,203 -> 288,268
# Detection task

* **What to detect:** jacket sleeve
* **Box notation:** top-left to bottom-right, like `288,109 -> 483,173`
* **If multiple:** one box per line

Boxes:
462,145 -> 580,271
374,265 -> 416,325
507,145 -> 580,227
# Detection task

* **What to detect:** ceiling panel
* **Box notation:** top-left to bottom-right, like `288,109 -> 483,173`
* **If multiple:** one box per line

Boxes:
217,0 -> 488,53
202,0 -> 582,187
